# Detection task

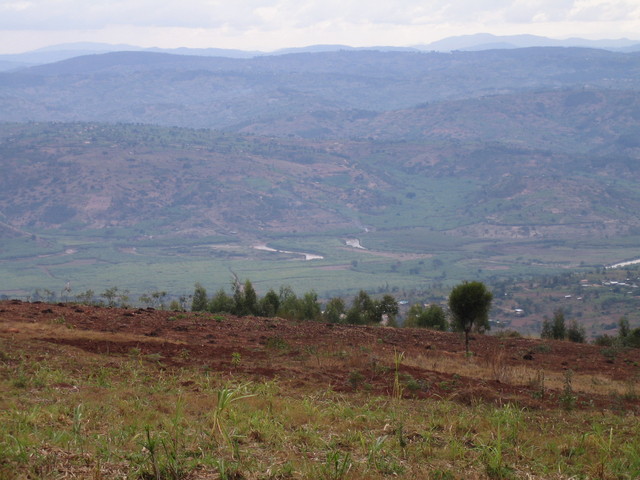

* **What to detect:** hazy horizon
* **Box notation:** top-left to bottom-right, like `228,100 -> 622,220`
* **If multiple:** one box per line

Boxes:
1,0 -> 639,54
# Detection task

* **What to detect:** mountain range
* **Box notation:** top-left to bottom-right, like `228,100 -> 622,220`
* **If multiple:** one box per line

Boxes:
1,33 -> 639,71
1,44 -> 640,298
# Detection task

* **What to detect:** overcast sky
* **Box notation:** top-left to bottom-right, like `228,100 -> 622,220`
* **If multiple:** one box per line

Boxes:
1,0 -> 639,54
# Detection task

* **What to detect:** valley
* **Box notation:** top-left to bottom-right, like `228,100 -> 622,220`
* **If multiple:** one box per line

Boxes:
0,47 -> 640,336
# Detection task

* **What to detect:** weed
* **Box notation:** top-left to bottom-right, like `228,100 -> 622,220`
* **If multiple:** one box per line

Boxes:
0,348 -> 11,363
135,425 -> 190,480
231,352 -> 242,368
265,336 -> 289,351
89,366 -> 112,387
145,352 -> 164,362
430,470 -> 455,480
71,404 -> 83,446
214,458 -> 242,480
392,350 -> 405,401
601,346 -> 620,362
493,330 -> 521,339
370,356 -> 389,376
534,343 -> 551,353
623,376 -> 639,401
12,368 -> 28,389
487,347 -> 511,383
51,316 -> 72,328
366,435 -> 387,470
211,385 -> 256,450
401,373 -> 425,392
560,370 -> 576,411
482,427 -> 512,479
347,370 -> 364,389
319,450 -> 352,480
530,370 -> 546,400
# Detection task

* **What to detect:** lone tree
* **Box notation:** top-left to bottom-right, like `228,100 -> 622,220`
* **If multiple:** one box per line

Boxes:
448,281 -> 493,354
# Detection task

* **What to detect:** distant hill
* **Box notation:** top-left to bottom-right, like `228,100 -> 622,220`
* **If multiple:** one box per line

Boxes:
2,35 -> 639,73
1,100 -> 639,239
1,48 -> 640,129
419,33 -> 640,52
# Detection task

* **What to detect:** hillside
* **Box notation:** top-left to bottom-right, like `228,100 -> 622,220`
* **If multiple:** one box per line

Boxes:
1,48 -> 640,128
1,108 -> 640,301
1,299 -> 639,478
1,47 -> 640,306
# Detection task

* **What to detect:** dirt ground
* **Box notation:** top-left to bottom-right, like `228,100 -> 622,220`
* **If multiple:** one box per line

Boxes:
1,300 -> 639,412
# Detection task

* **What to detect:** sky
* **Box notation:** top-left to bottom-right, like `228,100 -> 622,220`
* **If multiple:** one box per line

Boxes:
1,0 -> 639,54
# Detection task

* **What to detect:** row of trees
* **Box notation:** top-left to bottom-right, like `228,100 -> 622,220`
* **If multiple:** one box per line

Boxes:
596,317 -> 640,348
192,280 -> 494,353
191,281 -> 400,325
541,309 -> 586,343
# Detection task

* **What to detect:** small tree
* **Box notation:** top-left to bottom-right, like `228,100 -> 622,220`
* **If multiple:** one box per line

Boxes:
75,289 -> 95,305
540,317 -> 553,339
448,281 -> 493,354
151,291 -> 167,310
191,283 -> 208,312
346,290 -> 376,325
300,290 -> 321,320
618,317 -> 630,339
209,288 -> 234,313
406,303 -> 448,330
278,285 -> 300,319
376,294 -> 399,325
323,297 -> 346,323
566,319 -> 585,343
101,286 -> 119,308
243,280 -> 258,316
551,309 -> 566,340
259,289 -> 280,317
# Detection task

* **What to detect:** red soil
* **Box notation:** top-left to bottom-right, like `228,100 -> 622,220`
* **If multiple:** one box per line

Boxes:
1,300 -> 639,412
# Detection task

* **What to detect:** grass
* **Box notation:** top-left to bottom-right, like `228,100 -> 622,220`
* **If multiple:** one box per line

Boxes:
403,349 -> 638,398
2,330 -> 640,479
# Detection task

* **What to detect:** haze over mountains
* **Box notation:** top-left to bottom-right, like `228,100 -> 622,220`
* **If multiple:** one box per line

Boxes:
1,33 -> 639,71
1,39 -> 640,299
1,46 -> 640,130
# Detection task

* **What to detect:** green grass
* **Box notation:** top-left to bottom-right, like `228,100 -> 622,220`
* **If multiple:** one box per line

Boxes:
5,223 -> 640,306
1,336 -> 640,479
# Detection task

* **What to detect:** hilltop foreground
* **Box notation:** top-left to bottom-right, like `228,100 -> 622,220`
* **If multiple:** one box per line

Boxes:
1,300 -> 640,479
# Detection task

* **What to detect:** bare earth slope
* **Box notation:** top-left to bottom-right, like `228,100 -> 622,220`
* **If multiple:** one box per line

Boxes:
2,300 -> 639,412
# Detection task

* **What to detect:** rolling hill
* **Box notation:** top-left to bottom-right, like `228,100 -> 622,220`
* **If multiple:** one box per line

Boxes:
1,47 -> 640,309
1,48 -> 640,129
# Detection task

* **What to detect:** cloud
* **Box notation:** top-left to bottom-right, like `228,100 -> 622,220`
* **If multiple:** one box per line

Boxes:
0,0 -> 638,54
1,0 -> 637,31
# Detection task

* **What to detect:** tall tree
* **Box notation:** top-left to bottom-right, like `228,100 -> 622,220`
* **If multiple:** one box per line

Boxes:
448,281 -> 493,354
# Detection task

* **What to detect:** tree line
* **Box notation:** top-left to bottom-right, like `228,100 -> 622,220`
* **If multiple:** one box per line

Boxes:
190,280 -> 401,325
191,279 -> 494,354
